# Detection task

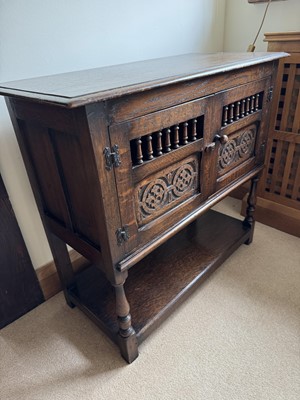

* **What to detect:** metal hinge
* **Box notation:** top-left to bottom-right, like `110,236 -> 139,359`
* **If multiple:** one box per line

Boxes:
267,86 -> 273,102
116,225 -> 130,245
104,144 -> 121,170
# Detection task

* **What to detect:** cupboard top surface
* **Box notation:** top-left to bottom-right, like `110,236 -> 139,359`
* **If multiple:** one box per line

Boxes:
0,52 -> 287,108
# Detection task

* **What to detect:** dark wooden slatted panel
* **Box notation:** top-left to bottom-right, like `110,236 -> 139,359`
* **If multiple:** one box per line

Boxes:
275,62 -> 300,133
264,137 -> 300,206
262,55 -> 300,208
0,175 -> 44,328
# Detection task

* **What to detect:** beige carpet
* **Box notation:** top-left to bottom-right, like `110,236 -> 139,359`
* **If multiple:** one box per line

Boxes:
1,198 -> 299,400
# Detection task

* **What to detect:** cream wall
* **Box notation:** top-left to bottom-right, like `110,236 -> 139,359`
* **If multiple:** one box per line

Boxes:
0,0 -> 226,269
224,0 -> 300,52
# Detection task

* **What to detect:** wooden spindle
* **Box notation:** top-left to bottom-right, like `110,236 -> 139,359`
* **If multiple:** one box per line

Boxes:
246,97 -> 251,115
136,137 -> 143,165
255,93 -> 260,110
241,99 -> 246,117
191,119 -> 197,141
156,131 -> 163,156
146,135 -> 154,160
250,95 -> 255,113
229,104 -> 234,123
223,106 -> 229,126
182,122 -> 188,144
235,101 -> 241,120
173,125 -> 180,148
164,128 -> 171,152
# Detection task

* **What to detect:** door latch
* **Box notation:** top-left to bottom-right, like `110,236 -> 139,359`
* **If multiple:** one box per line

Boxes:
205,142 -> 216,152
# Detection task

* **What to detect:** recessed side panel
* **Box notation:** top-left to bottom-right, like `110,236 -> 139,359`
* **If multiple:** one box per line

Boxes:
20,120 -> 72,228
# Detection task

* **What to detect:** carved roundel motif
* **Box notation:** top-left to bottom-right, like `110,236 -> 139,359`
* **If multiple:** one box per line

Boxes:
239,129 -> 255,157
172,164 -> 195,197
219,141 -> 236,169
141,178 -> 168,214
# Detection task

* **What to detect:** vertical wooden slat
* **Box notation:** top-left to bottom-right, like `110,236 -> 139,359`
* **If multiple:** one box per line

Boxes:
269,140 -> 284,193
272,60 -> 285,130
280,142 -> 295,196
280,64 -> 296,131
292,79 -> 300,133
261,138 -> 274,193
291,144 -> 300,200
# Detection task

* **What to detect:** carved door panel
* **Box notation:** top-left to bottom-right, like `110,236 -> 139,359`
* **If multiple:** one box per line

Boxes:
109,95 -> 214,254
209,77 -> 272,192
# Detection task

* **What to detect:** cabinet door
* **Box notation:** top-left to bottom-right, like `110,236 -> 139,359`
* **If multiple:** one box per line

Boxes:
109,95 -> 214,253
210,77 -> 272,192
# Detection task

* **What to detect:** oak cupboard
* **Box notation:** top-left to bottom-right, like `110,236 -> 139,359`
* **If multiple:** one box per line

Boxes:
0,52 -> 286,363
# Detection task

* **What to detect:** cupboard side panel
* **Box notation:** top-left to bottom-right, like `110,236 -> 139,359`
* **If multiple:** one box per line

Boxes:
51,129 -> 102,248
8,99 -> 105,265
19,120 -> 73,229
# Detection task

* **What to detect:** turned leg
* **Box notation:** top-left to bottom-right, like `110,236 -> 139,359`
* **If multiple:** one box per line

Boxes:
113,275 -> 138,363
243,175 -> 259,245
48,232 -> 76,308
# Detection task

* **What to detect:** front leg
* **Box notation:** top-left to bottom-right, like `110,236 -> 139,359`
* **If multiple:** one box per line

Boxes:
243,175 -> 259,245
113,273 -> 138,363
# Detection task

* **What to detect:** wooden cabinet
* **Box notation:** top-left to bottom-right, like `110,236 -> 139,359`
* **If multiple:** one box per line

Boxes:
0,52 -> 285,363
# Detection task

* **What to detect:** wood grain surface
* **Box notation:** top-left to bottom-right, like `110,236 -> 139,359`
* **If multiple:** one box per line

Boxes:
0,53 -> 287,107
68,210 -> 251,343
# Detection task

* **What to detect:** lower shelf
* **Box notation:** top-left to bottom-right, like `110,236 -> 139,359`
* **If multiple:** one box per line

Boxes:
68,210 -> 250,345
